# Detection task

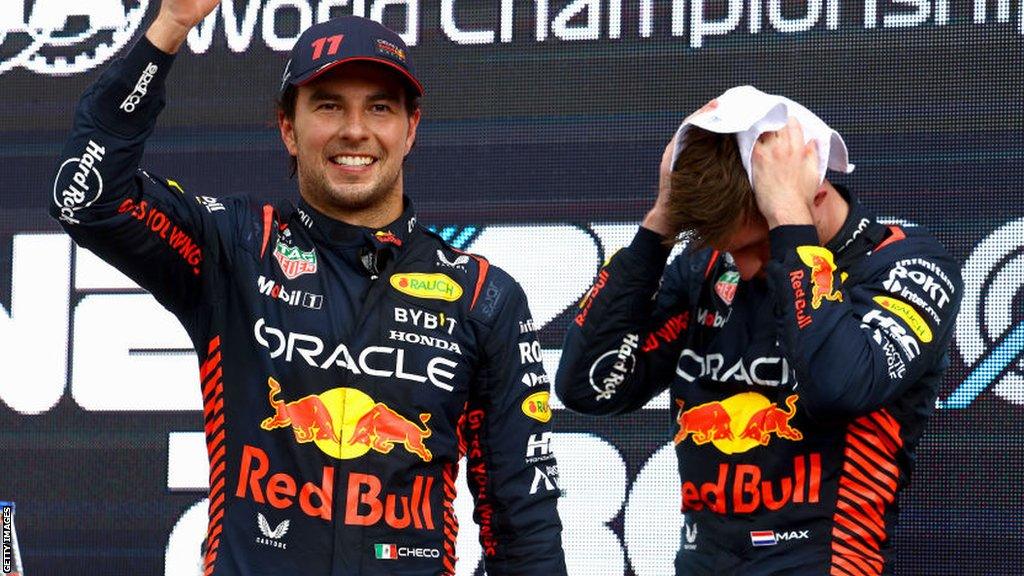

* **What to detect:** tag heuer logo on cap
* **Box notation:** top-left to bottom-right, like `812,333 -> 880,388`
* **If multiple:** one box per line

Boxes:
274,241 -> 318,279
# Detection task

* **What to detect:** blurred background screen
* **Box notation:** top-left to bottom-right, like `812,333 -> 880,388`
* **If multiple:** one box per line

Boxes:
1,1 -> 1022,574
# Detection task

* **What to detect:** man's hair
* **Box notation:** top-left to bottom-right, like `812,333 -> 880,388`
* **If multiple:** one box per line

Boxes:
276,83 -> 421,177
668,126 -> 758,249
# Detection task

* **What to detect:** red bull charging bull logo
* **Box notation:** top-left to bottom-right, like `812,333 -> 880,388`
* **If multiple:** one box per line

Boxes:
674,392 -> 803,454
260,377 -> 432,462
797,246 -> 842,309
261,377 -> 339,443
349,403 -> 433,462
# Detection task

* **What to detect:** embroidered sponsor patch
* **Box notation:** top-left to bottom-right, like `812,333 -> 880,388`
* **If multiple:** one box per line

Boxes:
390,273 -> 463,302
796,246 -> 842,309
715,270 -> 740,305
874,295 -> 933,343
521,391 -> 551,423
274,242 -> 318,279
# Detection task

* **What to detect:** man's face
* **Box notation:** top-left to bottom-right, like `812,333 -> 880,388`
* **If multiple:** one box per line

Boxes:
717,215 -> 771,281
279,62 -> 420,214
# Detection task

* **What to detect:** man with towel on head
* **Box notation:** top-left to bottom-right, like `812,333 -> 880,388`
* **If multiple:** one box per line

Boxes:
557,86 -> 963,575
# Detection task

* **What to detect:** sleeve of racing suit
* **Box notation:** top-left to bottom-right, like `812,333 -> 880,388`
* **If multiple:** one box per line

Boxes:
555,226 -> 694,416
462,269 -> 567,575
764,225 -> 963,420
49,36 -> 226,316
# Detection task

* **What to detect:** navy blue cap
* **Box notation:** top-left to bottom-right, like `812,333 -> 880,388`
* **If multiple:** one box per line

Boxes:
280,16 -> 422,97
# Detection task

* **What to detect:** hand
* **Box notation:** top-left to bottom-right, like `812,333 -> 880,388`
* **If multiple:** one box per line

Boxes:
146,0 -> 222,53
641,130 -> 683,240
750,117 -> 820,228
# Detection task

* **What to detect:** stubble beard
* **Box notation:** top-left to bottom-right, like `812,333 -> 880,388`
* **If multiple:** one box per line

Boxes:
297,155 -> 403,215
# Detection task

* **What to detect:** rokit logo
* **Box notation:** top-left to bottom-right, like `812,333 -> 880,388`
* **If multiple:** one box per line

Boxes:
947,217 -> 1023,408
519,340 -> 542,364
0,1 -> 149,76
882,258 -> 954,312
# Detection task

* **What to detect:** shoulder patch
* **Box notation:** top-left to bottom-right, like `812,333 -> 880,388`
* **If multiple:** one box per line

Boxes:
873,226 -> 906,253
874,295 -> 933,343
470,263 -> 518,323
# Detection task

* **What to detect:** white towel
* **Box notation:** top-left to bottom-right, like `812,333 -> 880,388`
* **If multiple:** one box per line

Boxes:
671,85 -> 855,186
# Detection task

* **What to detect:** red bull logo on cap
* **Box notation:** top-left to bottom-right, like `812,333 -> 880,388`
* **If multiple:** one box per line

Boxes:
260,377 -> 432,462
674,392 -> 803,454
797,246 -> 842,309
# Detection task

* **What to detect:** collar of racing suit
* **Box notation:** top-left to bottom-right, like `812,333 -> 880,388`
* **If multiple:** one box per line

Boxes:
824,184 -> 890,267
275,196 -> 421,279
289,195 -> 419,252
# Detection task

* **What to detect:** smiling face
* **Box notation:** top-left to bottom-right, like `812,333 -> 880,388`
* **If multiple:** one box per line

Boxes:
279,61 -> 420,224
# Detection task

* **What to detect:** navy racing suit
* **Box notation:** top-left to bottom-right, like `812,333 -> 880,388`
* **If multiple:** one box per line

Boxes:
52,37 -> 566,576
557,189 -> 962,575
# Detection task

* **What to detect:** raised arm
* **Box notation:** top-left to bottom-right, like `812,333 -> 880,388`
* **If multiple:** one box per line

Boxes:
557,135 -> 701,415
50,0 -> 232,315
